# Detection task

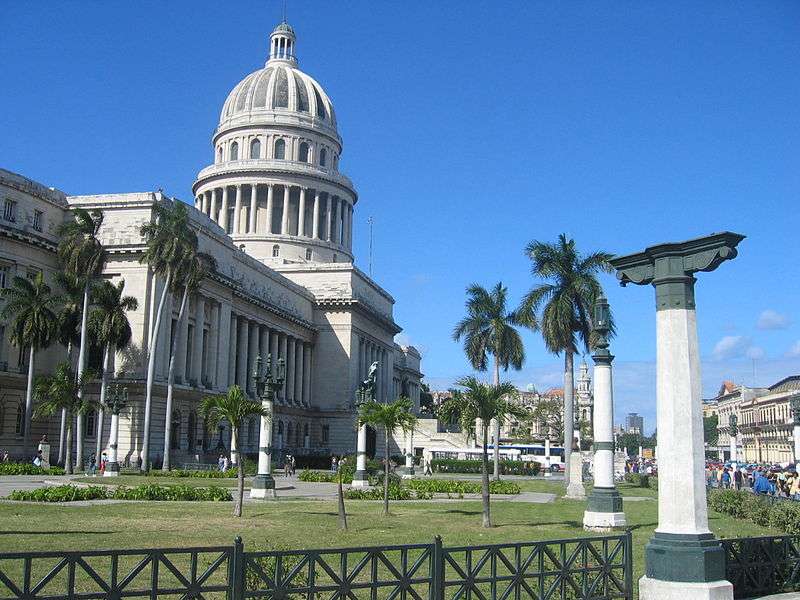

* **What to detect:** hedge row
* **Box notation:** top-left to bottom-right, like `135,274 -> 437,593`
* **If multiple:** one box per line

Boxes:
406,479 -> 521,495
624,473 -> 658,490
345,484 -> 432,501
708,489 -> 800,536
8,483 -> 231,502
0,463 -> 66,476
430,459 -> 540,476
148,469 -> 237,479
298,466 -> 354,484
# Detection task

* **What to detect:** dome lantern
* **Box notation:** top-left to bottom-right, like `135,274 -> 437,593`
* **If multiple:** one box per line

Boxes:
268,21 -> 297,66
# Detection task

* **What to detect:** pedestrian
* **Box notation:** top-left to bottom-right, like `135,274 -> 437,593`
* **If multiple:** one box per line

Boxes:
290,455 -> 296,476
733,468 -> 743,491
721,468 -> 731,489
753,470 -> 771,495
100,452 -> 107,476
1,450 -> 8,463
218,454 -> 225,472
284,455 -> 291,477
222,455 -> 229,472
791,473 -> 800,501
88,454 -> 97,476
331,456 -> 338,473
33,450 -> 43,468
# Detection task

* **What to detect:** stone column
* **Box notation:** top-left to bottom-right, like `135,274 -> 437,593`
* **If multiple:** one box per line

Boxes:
298,187 -> 307,237
281,185 -> 290,235
209,188 -> 218,223
352,424 -> 369,488
584,293 -> 625,531
286,337 -> 296,403
728,416 -> 738,466
544,437 -> 552,477
228,314 -> 238,388
332,197 -> 341,245
190,295 -> 205,385
105,411 -> 120,476
236,318 -> 248,389
217,300 -> 231,390
294,340 -> 304,407
233,184 -> 242,234
611,232 -> 744,600
175,299 -> 190,384
303,344 -> 312,407
195,196 -> 201,210
220,186 -> 229,232
266,184 -> 274,234
259,326 -> 269,368
201,192 -> 210,215
312,190 -> 321,239
403,427 -> 414,477
207,302 -> 219,388
325,194 -> 333,241
279,333 -> 288,402
248,321 -> 259,396
248,184 -> 258,233
251,367 -> 277,499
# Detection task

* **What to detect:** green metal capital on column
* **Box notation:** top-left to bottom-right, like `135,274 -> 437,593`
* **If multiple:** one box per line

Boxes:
609,232 -> 745,311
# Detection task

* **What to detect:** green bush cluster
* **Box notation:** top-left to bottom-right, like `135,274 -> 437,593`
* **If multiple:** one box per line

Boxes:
406,479 -> 521,495
708,489 -> 800,535
623,473 -> 658,490
8,484 -> 108,502
344,484 -> 432,501
297,467 -> 354,484
148,469 -> 236,479
9,483 -> 231,502
0,463 -> 66,476
430,459 -> 540,476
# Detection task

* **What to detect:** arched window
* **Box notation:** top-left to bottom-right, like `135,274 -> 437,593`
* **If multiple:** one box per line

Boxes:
319,148 -> 327,167
15,403 -> 23,436
188,411 -> 197,450
303,423 -> 309,441
272,245 -> 280,258
305,248 -> 312,261
229,141 -> 239,161
86,410 -> 96,437
217,147 -> 222,163
298,142 -> 310,163
170,410 -> 181,450
250,138 -> 261,159
274,138 -> 286,160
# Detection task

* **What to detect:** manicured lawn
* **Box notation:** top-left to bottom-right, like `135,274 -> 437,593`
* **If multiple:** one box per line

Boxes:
0,488 -> 781,586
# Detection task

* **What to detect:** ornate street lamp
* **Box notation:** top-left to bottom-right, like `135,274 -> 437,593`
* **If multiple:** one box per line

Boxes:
103,383 -> 128,477
251,354 -> 285,499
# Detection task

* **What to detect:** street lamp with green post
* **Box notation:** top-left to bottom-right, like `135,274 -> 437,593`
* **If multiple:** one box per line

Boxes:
251,354 -> 285,499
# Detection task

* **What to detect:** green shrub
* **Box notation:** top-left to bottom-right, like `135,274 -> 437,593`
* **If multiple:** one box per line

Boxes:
245,551 -> 308,592
148,468 -> 237,479
345,484 -> 432,500
8,485 -> 109,502
111,484 -> 231,501
624,473 -> 658,489
707,488 -> 800,535
297,468 -> 354,484
430,458 -> 539,476
0,463 -> 66,476
406,479 -> 521,495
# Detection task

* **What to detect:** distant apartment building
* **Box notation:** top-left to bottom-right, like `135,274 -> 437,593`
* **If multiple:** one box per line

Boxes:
625,413 -> 644,435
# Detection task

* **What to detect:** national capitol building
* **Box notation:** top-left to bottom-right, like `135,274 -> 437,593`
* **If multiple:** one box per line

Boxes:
0,22 -> 423,464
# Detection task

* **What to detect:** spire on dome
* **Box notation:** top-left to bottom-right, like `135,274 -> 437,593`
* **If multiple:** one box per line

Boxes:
268,21 -> 298,66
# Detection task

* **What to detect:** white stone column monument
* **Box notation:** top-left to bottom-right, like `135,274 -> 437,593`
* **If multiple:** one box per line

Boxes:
251,354 -> 285,499
611,232 -> 744,600
583,293 -> 625,530
352,360 -> 378,488
103,384 -> 128,477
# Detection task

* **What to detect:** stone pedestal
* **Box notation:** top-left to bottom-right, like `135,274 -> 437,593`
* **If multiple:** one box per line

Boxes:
639,577 -> 733,600
250,474 -> 276,499
351,424 -> 370,488
565,453 -> 585,499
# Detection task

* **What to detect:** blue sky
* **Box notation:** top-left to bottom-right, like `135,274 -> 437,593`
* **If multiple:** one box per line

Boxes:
2,2 -> 799,433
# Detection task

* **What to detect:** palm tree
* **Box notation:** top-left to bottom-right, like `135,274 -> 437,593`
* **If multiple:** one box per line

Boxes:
358,397 -> 417,516
438,377 -> 525,528
33,363 -> 95,474
54,272 -> 84,465
139,200 -> 197,471
1,273 -> 60,457
452,282 -> 525,480
57,208 -> 106,471
89,280 -> 138,466
163,251 -> 215,471
515,234 -> 612,487
200,385 -> 268,517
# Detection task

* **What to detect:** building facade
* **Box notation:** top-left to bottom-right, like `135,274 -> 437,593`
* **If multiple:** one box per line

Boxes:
739,376 -> 800,465
0,21 -> 422,465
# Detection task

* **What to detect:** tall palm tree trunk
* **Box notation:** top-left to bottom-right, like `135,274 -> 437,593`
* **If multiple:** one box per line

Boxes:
493,357 -> 501,480
234,430 -> 244,517
64,419 -> 74,475
23,347 -> 35,459
163,285 -> 189,472
563,350 -> 575,487
383,429 -> 390,516
142,271 -> 171,472
75,281 -> 91,472
95,345 -> 112,466
58,343 -> 72,465
481,427 -> 491,528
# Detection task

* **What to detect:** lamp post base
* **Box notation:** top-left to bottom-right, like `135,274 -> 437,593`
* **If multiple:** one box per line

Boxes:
639,577 -> 732,600
351,470 -> 370,488
250,474 -> 277,499
103,462 -> 120,477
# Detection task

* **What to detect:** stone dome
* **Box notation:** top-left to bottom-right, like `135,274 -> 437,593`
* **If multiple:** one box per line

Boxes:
218,22 -> 337,134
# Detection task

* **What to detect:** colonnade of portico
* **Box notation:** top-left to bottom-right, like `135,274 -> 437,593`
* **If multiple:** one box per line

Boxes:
194,181 -> 353,251
355,336 -> 395,403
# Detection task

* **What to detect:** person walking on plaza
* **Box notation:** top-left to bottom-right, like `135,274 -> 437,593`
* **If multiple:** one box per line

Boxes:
733,467 -> 742,491
33,450 -> 43,468
284,455 -> 291,477
754,469 -> 771,495
222,455 -> 229,472
290,455 -> 296,475
331,456 -> 338,473
721,467 -> 731,489
218,454 -> 225,472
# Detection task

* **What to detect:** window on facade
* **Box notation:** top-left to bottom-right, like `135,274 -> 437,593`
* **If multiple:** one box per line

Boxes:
15,403 -> 24,436
303,423 -> 309,439
298,142 -> 310,163
3,199 -> 17,222
274,138 -> 286,159
319,148 -> 327,167
305,248 -> 312,261
272,245 -> 280,258
170,410 -> 181,450
230,142 -> 239,161
86,410 -> 96,437
321,424 -> 329,444
250,138 -> 261,159
32,210 -> 43,232
217,147 -> 222,163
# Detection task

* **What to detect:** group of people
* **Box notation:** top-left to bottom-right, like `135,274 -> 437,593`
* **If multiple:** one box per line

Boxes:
707,463 -> 800,500
283,454 -> 296,476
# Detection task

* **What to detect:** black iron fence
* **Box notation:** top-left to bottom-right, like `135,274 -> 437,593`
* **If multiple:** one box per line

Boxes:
722,534 -> 800,599
0,533 -> 633,600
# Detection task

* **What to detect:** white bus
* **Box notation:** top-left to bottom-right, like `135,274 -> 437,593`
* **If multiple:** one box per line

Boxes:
426,444 -> 565,471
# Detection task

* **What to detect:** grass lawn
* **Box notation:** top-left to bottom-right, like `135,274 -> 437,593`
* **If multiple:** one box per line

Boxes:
0,484 -> 781,586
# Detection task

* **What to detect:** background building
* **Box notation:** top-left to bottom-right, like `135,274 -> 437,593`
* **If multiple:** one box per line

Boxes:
625,413 -> 644,435
0,21 -> 422,466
